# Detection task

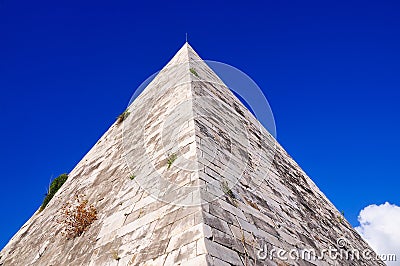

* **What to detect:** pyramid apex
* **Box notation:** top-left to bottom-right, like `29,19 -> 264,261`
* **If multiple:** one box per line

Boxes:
179,40 -> 195,54
164,41 -> 202,68
181,41 -> 191,49
183,41 -> 195,52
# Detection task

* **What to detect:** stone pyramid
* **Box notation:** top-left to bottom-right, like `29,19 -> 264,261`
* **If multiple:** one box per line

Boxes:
0,43 -> 383,266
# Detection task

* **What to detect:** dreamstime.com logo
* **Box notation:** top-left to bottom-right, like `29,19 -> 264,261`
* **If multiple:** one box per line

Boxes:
256,237 -> 397,263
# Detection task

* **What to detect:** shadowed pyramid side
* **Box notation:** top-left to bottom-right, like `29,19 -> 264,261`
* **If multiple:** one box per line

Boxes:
186,48 -> 384,265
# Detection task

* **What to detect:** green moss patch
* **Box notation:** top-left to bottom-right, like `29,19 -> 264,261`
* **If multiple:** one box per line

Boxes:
40,173 -> 68,212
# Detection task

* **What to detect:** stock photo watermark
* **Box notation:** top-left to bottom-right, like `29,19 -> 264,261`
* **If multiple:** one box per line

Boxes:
256,237 -> 397,263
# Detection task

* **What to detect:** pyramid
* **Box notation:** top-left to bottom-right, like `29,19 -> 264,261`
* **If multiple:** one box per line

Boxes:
0,43 -> 383,266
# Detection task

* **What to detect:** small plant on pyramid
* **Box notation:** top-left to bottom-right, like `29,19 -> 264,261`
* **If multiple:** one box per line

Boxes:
337,210 -> 345,224
221,180 -> 237,206
189,68 -> 199,77
221,180 -> 235,199
129,174 -> 136,180
117,109 -> 130,124
40,173 -> 68,212
58,194 -> 97,239
167,153 -> 177,169
111,250 -> 120,261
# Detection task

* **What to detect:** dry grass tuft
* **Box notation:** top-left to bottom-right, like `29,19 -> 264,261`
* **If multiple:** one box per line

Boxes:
58,194 -> 97,239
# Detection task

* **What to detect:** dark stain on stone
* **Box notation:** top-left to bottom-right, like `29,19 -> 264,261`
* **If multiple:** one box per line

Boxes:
251,215 -> 279,238
216,129 -> 231,152
195,119 -> 214,139
233,102 -> 245,117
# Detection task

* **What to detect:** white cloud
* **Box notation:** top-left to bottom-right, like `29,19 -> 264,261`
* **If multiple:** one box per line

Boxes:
355,202 -> 400,265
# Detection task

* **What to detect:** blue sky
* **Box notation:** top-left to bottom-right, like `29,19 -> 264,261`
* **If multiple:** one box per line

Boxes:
1,0 -> 399,251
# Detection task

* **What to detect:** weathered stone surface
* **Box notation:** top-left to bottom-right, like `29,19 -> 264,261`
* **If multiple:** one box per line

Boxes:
0,43 -> 383,266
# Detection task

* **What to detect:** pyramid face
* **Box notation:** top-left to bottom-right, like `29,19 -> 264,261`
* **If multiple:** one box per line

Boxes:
0,44 -> 383,266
